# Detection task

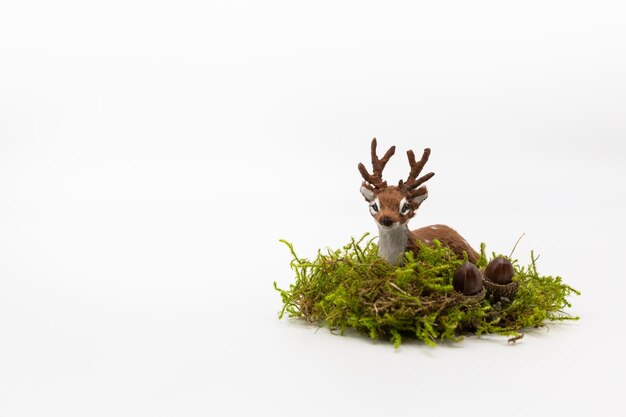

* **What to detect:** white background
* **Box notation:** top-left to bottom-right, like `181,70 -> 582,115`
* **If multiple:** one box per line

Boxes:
1,1 -> 625,416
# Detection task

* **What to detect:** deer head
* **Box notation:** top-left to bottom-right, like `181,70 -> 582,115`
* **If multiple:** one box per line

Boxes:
358,138 -> 434,230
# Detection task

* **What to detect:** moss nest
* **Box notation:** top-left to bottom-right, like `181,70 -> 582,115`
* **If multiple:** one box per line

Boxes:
274,234 -> 579,347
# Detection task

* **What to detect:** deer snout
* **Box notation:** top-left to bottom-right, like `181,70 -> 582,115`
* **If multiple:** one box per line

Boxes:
380,216 -> 394,227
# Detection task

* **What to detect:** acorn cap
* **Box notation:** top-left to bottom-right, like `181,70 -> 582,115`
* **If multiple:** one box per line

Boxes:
483,279 -> 519,299
453,262 -> 484,296
458,287 -> 486,304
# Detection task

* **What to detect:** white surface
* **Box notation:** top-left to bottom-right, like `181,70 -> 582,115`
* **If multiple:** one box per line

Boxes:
1,1 -> 625,416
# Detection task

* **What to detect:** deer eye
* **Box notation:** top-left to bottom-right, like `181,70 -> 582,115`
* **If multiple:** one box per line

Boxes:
400,202 -> 410,215
369,198 -> 381,216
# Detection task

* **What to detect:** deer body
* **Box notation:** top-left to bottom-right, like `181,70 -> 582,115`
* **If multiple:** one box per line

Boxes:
410,225 -> 479,264
359,139 -> 479,266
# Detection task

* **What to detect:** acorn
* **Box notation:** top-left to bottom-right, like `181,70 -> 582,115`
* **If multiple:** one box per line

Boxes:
483,257 -> 518,299
484,257 -> 515,285
453,262 -> 484,296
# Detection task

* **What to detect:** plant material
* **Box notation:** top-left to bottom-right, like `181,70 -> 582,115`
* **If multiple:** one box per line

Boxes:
274,233 -> 580,348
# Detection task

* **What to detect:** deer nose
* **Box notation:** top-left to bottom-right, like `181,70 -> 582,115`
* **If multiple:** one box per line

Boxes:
380,216 -> 393,227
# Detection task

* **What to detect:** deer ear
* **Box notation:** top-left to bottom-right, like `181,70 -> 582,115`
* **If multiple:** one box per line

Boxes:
360,186 -> 375,202
411,187 -> 428,206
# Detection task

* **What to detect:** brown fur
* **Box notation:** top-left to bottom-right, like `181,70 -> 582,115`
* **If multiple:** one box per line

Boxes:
408,224 -> 479,264
373,187 -> 416,225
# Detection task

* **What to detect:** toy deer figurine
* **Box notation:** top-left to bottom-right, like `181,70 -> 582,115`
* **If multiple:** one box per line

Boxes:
358,138 -> 515,296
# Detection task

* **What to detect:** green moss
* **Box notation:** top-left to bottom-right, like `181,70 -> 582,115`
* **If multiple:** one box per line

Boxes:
274,233 -> 580,347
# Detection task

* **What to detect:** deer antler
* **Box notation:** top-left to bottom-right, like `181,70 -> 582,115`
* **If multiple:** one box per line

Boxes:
358,138 -> 396,190
398,148 -> 435,191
